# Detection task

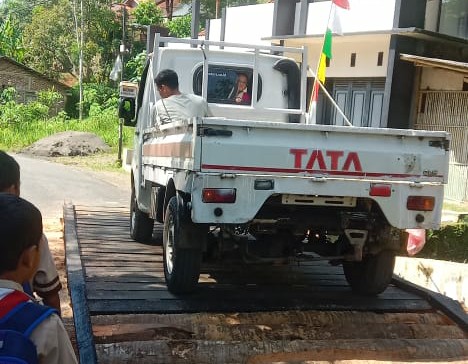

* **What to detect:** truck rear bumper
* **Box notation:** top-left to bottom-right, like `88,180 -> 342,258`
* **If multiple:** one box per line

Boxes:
189,172 -> 444,229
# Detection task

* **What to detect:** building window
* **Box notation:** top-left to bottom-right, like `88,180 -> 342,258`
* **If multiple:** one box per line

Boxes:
439,0 -> 467,40
377,52 -> 384,66
350,53 -> 356,67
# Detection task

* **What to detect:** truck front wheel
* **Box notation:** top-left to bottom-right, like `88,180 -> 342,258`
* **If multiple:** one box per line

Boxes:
130,186 -> 154,243
342,250 -> 396,295
163,196 -> 202,294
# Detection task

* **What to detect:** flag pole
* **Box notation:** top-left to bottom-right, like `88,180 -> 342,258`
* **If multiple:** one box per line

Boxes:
308,67 -> 353,127
308,2 -> 335,114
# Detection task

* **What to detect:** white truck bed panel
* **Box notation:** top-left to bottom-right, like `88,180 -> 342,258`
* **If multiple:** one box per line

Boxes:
199,118 -> 450,183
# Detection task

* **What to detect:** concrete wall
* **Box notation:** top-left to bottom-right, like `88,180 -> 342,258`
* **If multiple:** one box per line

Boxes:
424,0 -> 440,32
395,257 -> 468,308
286,34 -> 390,79
209,3 -> 274,46
305,0 -> 396,35
420,68 -> 465,91
208,2 -> 392,79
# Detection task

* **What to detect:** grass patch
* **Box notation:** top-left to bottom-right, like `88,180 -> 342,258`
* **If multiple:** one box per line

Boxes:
0,111 -> 133,152
52,152 -> 127,173
443,200 -> 468,213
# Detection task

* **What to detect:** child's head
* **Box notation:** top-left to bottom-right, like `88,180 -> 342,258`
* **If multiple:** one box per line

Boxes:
0,193 -> 42,280
0,150 -> 20,195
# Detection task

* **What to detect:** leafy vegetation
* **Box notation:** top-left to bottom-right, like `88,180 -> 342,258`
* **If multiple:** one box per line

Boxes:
133,0 -> 164,26
420,222 -> 468,263
0,14 -> 24,61
0,86 -> 132,152
167,14 -> 192,38
125,51 -> 147,83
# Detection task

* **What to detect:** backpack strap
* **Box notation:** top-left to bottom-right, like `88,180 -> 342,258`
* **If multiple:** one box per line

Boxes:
0,291 -> 57,337
0,290 -> 30,319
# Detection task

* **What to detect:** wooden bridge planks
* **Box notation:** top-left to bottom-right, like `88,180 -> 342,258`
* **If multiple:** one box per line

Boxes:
66,204 -> 468,363
70,205 -> 432,316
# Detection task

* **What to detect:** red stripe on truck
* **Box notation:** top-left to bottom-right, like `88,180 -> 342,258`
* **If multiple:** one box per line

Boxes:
200,164 -> 442,178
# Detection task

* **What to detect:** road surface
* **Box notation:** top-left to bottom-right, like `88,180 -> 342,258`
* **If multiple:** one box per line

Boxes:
14,154 -> 130,218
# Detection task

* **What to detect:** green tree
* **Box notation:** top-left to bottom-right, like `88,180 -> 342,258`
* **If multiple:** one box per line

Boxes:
81,1 -> 121,82
22,0 -> 120,82
167,14 -> 192,38
0,14 -> 25,61
23,1 -> 76,79
133,0 -> 164,26
0,0 -> 55,31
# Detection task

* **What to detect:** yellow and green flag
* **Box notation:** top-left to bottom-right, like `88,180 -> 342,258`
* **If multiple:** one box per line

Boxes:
309,0 -> 350,123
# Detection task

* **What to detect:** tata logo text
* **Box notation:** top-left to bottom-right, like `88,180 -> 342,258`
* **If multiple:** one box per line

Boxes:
290,149 -> 363,172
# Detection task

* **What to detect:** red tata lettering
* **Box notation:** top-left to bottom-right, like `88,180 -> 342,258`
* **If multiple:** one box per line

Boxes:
290,149 -> 363,171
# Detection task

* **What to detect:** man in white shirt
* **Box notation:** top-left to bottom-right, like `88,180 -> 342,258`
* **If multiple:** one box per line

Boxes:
155,69 -> 211,124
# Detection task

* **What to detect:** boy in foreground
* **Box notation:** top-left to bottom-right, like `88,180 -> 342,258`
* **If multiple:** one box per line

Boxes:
0,193 -> 77,363
0,150 -> 62,314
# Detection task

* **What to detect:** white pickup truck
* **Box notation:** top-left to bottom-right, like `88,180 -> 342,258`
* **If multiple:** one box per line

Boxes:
120,36 -> 450,295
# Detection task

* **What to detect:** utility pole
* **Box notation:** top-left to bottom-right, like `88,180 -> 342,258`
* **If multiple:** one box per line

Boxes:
191,0 -> 200,44
121,3 -> 126,75
117,3 -> 126,166
216,0 -> 220,19
79,0 -> 84,121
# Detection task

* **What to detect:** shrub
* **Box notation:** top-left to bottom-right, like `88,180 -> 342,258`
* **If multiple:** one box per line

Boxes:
419,223 -> 468,263
167,15 -> 192,38
66,83 -> 118,118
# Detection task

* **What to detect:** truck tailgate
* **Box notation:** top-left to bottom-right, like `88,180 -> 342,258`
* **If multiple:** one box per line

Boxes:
199,118 -> 450,183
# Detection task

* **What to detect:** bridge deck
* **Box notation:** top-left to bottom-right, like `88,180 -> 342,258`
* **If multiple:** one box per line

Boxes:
71,205 -> 431,315
64,204 -> 468,364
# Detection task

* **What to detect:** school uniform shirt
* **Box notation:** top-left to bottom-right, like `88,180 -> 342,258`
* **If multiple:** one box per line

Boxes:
0,280 -> 77,364
155,93 -> 211,124
33,235 -> 62,298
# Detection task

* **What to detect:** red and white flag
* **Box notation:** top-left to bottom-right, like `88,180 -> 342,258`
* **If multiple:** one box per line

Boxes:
308,0 -> 350,124
332,0 -> 350,10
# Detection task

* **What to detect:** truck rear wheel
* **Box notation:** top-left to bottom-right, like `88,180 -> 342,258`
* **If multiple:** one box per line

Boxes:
130,186 -> 154,243
163,196 -> 202,294
343,250 -> 396,295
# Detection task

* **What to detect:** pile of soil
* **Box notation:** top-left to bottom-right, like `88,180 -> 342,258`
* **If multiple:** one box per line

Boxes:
23,131 -> 109,157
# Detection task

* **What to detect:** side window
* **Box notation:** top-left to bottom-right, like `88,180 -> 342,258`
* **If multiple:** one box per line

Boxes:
193,66 -> 262,106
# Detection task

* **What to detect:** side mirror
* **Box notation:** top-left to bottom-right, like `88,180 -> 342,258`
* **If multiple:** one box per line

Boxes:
118,97 -> 136,127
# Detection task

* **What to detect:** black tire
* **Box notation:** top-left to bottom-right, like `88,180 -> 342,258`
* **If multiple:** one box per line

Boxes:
130,185 -> 154,243
343,250 -> 396,295
163,196 -> 202,294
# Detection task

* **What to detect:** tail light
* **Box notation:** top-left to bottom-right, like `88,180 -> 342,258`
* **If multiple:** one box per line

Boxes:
407,196 -> 435,211
369,183 -> 392,197
202,188 -> 236,203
